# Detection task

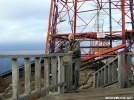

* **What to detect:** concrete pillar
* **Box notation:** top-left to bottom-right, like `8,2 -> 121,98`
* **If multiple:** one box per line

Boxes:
51,57 -> 57,91
57,56 -> 65,93
12,58 -> 19,98
24,58 -> 31,94
35,57 -> 41,91
44,57 -> 50,88
65,56 -> 72,92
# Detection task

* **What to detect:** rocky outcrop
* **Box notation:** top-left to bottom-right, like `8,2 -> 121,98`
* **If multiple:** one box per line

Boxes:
79,70 -> 95,89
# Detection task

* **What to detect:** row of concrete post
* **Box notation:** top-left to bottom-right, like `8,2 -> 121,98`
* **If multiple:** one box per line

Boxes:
0,53 -> 72,100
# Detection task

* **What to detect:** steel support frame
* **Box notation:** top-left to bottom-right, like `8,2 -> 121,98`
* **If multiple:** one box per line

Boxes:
45,0 -> 134,63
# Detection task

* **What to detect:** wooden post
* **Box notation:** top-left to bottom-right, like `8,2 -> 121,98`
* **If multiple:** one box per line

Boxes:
24,58 -> 31,94
44,57 -> 50,88
101,69 -> 104,86
118,54 -> 124,88
108,64 -> 112,83
35,57 -> 41,91
51,57 -> 57,91
104,66 -> 108,85
58,56 -> 65,93
99,70 -> 102,86
65,56 -> 72,92
126,54 -> 132,87
97,72 -> 100,87
68,56 -> 72,92
112,61 -> 117,81
93,73 -> 97,88
12,58 -> 19,98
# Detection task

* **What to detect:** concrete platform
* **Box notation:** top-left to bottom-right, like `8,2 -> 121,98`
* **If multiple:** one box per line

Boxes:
39,87 -> 134,100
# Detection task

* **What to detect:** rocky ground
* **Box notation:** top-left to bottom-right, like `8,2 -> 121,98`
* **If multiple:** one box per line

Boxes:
0,69 -> 96,100
79,69 -> 95,89
0,58 -> 105,100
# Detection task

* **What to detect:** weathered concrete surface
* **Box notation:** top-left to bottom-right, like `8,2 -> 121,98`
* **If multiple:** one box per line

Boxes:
39,86 -> 134,100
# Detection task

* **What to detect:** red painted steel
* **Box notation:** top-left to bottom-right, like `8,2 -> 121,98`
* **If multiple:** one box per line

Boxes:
45,0 -> 54,54
82,44 -> 126,62
45,0 -> 134,70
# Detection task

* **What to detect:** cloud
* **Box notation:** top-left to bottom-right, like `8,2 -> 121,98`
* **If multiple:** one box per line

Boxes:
0,0 -> 50,44
0,20 -> 48,43
0,27 -> 47,44
0,0 -> 50,20
0,0 -> 132,47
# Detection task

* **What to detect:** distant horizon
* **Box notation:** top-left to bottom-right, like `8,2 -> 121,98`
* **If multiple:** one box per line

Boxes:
0,41 -> 46,74
0,0 -> 49,74
0,50 -> 45,55
0,51 -> 42,74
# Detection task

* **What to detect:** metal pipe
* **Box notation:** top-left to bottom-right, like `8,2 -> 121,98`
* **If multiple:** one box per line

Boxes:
109,0 -> 112,47
122,0 -> 126,44
45,0 -> 54,54
129,0 -> 134,29
74,0 -> 77,34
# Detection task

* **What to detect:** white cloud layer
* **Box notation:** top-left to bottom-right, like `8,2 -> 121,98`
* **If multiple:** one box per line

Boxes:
0,0 -> 50,44
0,1 -> 132,45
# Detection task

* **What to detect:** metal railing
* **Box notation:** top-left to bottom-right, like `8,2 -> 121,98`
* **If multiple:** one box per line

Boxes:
0,53 -> 72,100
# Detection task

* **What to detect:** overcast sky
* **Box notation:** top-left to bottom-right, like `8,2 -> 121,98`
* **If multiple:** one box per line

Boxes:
0,0 -> 132,54
0,1 -> 133,73
0,0 -> 51,53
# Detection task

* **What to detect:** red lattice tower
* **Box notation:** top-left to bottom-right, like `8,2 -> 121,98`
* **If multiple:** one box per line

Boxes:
45,0 -> 134,65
